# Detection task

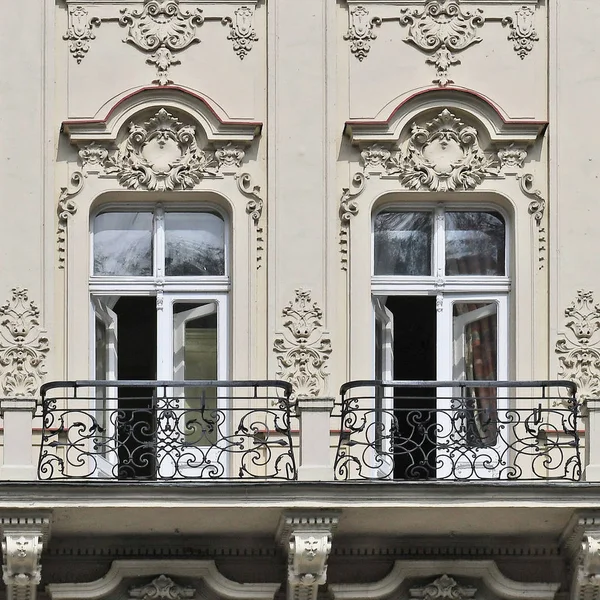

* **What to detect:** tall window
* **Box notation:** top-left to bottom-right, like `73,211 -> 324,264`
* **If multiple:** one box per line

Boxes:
91,204 -> 229,477
372,204 -> 509,477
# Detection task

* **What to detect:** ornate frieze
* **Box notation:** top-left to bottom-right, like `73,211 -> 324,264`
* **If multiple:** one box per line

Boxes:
273,290 -> 332,399
0,289 -> 49,398
57,172 -> 84,269
63,6 -> 101,63
410,575 -> 477,600
503,6 -> 539,59
129,575 -> 195,600
222,6 -> 259,60
399,1 -> 484,86
386,109 -> 498,192
556,290 -> 600,401
344,6 -> 382,62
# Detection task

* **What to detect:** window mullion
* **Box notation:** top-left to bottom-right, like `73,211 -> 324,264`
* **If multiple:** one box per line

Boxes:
155,204 -> 165,280
434,203 -> 445,279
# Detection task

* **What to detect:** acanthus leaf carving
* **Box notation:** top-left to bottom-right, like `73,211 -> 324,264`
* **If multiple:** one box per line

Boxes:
222,6 -> 259,60
399,1 -> 484,86
385,109 -> 498,192
63,6 -> 101,63
129,575 -> 195,600
273,290 -> 332,399
503,6 -> 539,60
339,172 -> 367,271
104,108 -> 218,191
556,290 -> 600,401
119,0 -> 205,85
344,6 -> 382,62
0,289 -> 49,398
57,172 -> 84,269
409,575 -> 477,600
236,173 -> 264,269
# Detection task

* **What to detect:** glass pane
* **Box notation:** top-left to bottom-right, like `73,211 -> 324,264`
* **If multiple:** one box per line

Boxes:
374,212 -> 432,275
173,302 -> 218,446
445,212 -> 505,276
165,212 -> 225,276
94,212 -> 153,276
453,302 -> 498,446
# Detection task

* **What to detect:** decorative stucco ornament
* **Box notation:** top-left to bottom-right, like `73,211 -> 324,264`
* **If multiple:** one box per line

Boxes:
0,289 -> 49,397
556,290 -> 600,401
386,109 -> 498,192
222,6 -> 259,60
410,575 -> 477,600
63,6 -> 101,63
273,289 -> 332,399
235,173 -> 264,269
119,0 -> 205,85
78,143 -> 109,172
498,144 -> 527,169
399,1 -> 484,86
339,172 -> 367,270
360,144 -> 392,171
344,6 -> 382,61
57,172 -> 84,269
502,6 -> 539,59
518,173 -> 545,225
129,575 -> 195,600
105,108 -> 218,191
216,143 -> 246,169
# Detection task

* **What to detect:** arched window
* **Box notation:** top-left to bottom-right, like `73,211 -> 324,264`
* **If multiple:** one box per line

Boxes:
372,203 -> 510,478
90,203 -> 229,477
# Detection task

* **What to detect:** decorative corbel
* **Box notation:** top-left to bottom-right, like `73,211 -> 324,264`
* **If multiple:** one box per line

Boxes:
518,173 -> 546,270
57,172 -> 84,269
236,173 -> 264,269
339,172 -> 367,271
277,512 -> 340,600
0,514 -> 51,600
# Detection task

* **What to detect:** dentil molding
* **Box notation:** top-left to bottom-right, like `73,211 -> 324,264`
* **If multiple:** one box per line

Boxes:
273,289 -> 332,399
0,513 -> 51,600
0,289 -> 49,398
343,1 -> 540,85
277,512 -> 340,600
64,1 -> 259,83
555,290 -> 600,401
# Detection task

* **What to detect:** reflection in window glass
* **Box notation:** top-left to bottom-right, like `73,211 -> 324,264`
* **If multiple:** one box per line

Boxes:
445,212 -> 505,276
165,212 -> 225,276
374,212 -> 432,275
94,212 -> 153,276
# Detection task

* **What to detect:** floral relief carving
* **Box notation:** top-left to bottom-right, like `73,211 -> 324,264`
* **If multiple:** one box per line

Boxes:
385,109 -> 498,192
222,6 -> 258,60
236,173 -> 264,269
0,288 -> 49,398
104,108 -> 218,191
57,172 -> 84,269
63,6 -> 101,63
273,289 -> 332,399
399,1 -> 484,86
129,575 -> 195,600
119,0 -> 205,85
339,172 -> 367,270
556,290 -> 600,401
503,6 -> 539,59
410,575 -> 477,600
498,144 -> 528,170
344,6 -> 382,62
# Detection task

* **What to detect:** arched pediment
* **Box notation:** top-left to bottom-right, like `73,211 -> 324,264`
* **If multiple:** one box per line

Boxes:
344,87 -> 546,146
62,86 -> 262,145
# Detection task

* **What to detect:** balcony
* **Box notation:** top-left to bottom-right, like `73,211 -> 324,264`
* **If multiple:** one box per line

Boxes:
0,379 -> 587,482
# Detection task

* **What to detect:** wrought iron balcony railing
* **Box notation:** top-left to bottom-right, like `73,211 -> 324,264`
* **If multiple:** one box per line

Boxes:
334,380 -> 582,481
38,380 -> 297,481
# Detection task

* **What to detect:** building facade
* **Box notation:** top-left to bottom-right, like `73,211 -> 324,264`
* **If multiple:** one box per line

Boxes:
1,1 -> 600,600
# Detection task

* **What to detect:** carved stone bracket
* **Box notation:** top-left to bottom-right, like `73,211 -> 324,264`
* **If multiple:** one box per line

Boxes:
502,6 -> 539,59
129,575 -> 195,600
556,290 -> 600,401
277,513 -> 340,600
65,1 -> 258,82
57,171 -> 84,269
236,173 -> 264,269
339,172 -> 367,270
410,575 -> 477,600
273,290 -> 332,399
498,144 -> 528,171
0,289 -> 50,398
344,6 -> 382,61
399,1 -> 484,86
0,514 -> 51,600
518,173 -> 546,269
63,6 -> 101,63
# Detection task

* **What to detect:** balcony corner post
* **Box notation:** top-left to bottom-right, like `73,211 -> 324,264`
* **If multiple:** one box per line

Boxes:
584,400 -> 600,482
0,398 -> 38,481
296,397 -> 335,481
